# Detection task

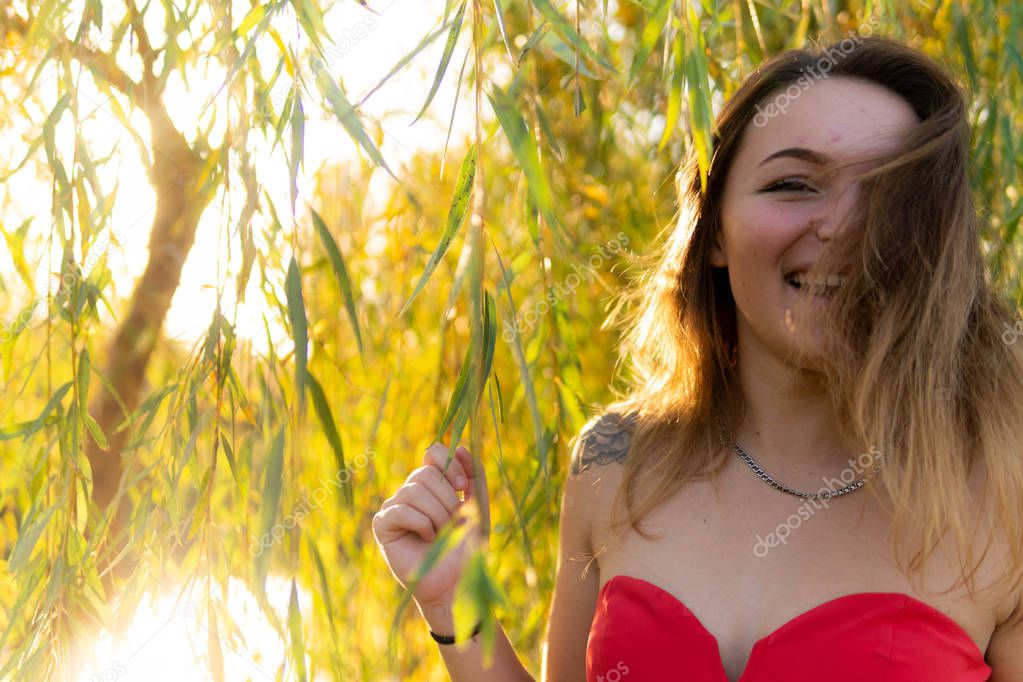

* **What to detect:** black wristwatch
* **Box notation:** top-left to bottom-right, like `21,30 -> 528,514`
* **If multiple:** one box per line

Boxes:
429,620 -> 482,645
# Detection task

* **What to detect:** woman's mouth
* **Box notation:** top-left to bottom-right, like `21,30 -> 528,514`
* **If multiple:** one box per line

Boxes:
784,271 -> 846,297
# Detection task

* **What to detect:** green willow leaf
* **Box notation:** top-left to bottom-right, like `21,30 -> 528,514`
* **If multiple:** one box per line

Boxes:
220,433 -> 239,486
790,0 -> 811,49
9,506 -> 55,572
529,0 -> 617,74
83,412 -> 108,450
534,102 -> 563,160
445,383 -> 473,471
209,1 -> 268,54
480,290 -> 497,396
285,256 -> 308,408
486,87 -> 561,233
115,383 -> 178,434
255,428 -> 286,590
204,0 -> 283,116
435,289 -> 496,468
311,209 -> 363,356
684,2 -> 713,193
75,349 -> 90,415
992,198 -> 1023,280
546,35 -> 600,79
400,143 -> 476,317
492,245 -> 543,447
296,0 -> 328,54
0,418 -> 53,441
953,8 -> 979,92
235,2 -> 268,38
0,219 -> 35,288
0,572 -> 42,659
1006,43 -> 1023,80
305,370 -> 353,508
314,69 -> 396,181
22,381 -> 74,441
452,551 -> 508,668
629,0 -> 672,84
306,536 -> 337,630
288,579 -> 308,682
272,85 -> 295,154
516,22 -> 549,67
659,15 -> 684,151
492,0 -> 515,63
289,96 -> 304,214
356,23 -> 449,108
413,0 -> 466,124
433,316 -> 478,446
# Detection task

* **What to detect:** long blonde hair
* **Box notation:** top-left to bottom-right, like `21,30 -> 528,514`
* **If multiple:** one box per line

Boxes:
600,35 -> 1023,604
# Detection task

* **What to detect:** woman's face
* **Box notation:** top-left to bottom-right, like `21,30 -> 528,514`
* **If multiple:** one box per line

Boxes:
710,75 -> 918,369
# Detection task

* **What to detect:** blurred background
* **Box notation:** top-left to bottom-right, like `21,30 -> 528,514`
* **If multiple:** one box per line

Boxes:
0,0 -> 1019,679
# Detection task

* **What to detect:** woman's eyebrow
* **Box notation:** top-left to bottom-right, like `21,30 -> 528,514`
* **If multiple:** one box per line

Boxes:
758,147 -> 832,167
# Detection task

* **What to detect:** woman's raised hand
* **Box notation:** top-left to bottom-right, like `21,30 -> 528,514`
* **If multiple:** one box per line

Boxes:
372,443 -> 490,608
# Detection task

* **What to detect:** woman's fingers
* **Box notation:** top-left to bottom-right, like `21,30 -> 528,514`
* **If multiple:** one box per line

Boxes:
373,502 -> 436,543
418,442 -> 490,539
406,465 -> 461,515
397,480 -> 455,536
424,443 -> 470,491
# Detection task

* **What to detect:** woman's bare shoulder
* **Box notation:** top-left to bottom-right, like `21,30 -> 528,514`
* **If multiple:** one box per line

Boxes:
569,411 -> 639,476
561,411 -> 639,567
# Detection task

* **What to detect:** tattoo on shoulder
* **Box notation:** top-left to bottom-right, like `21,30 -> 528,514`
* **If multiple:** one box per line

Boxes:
570,411 -> 637,475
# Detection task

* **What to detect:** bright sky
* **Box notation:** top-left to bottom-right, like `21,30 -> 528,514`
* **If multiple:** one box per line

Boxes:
161,0 -> 483,351
0,0 -> 481,355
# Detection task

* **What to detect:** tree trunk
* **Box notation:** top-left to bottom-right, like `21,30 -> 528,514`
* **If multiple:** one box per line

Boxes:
86,103 -> 215,549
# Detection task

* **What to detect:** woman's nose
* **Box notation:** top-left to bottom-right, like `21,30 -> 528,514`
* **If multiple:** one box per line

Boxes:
812,182 -> 859,240
812,216 -> 835,240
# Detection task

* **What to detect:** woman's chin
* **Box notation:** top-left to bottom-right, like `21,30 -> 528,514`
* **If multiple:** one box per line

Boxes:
781,324 -> 832,370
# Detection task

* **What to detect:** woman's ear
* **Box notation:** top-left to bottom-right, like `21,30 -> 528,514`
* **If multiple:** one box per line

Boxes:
709,225 -> 727,268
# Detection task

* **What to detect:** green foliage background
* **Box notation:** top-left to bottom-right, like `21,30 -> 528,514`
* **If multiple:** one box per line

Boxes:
0,0 -> 1019,679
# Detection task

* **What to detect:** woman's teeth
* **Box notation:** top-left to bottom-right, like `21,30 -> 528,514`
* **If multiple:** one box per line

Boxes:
784,272 -> 846,295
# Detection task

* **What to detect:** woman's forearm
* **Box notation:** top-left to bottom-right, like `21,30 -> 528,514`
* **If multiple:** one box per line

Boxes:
417,599 -> 535,681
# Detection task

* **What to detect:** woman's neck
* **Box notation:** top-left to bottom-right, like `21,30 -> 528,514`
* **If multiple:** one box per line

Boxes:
733,338 -> 863,477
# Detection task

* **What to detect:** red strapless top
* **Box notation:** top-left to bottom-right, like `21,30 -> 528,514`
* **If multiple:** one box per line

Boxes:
587,575 -> 991,681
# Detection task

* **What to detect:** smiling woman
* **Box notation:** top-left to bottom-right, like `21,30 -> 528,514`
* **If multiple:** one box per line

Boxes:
585,35 -> 1023,680
373,35 -> 1023,682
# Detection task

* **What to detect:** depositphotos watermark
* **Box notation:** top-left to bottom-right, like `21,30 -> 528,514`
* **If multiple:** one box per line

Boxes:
1002,320 -> 1023,345
501,232 -> 630,343
594,660 -> 630,682
752,445 -> 886,558
751,17 -> 881,128
89,661 -> 126,682
249,447 -> 376,556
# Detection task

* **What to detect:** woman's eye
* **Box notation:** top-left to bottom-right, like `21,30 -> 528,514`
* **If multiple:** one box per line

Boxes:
762,179 -> 815,193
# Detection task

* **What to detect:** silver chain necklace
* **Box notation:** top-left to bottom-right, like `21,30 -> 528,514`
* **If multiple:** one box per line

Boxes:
733,440 -> 866,500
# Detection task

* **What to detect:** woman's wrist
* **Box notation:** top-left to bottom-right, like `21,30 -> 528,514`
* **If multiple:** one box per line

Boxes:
415,596 -> 456,633
416,596 -> 484,642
